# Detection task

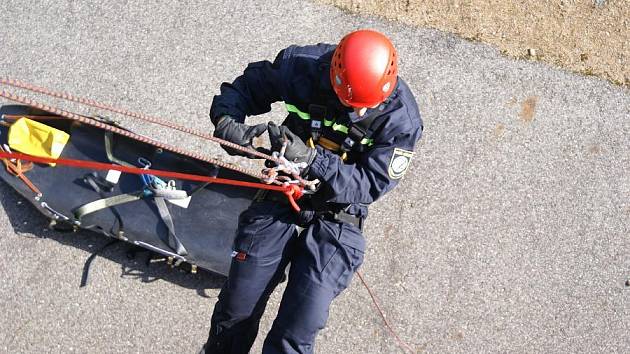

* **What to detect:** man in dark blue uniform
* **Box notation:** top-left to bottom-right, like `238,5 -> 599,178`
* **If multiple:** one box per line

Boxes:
203,30 -> 423,354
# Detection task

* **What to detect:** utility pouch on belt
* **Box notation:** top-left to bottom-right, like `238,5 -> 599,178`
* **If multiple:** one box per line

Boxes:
8,117 -> 70,166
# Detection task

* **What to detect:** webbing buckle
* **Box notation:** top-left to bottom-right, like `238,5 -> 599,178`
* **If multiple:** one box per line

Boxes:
341,136 -> 355,152
331,210 -> 363,230
311,120 -> 322,141
309,104 -> 326,141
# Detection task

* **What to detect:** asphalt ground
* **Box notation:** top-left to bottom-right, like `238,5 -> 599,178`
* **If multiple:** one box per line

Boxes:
0,1 -> 628,353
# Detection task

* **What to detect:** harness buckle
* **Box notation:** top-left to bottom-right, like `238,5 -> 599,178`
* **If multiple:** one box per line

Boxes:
310,120 -> 322,141
308,104 -> 326,142
329,210 -> 363,230
341,136 -> 355,152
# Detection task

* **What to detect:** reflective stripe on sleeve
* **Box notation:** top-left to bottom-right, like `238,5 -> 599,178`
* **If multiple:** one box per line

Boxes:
331,123 -> 348,133
360,138 -> 374,146
285,103 -> 310,120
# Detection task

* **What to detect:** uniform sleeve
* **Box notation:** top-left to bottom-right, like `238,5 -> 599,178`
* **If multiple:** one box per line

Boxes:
307,128 -> 420,205
209,50 -> 287,124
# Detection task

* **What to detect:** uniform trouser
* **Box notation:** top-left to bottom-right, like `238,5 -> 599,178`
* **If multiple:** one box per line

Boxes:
204,200 -> 365,354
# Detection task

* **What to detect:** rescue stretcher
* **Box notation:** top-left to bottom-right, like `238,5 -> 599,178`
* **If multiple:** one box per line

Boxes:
0,104 -> 258,275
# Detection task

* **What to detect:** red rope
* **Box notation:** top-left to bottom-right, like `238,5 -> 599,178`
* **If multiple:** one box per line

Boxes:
0,151 -> 302,211
356,270 -> 416,354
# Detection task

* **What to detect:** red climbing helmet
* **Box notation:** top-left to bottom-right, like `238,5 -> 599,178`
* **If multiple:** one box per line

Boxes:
330,29 -> 398,108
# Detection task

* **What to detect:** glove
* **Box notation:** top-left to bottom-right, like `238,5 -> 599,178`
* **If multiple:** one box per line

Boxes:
213,115 -> 267,157
267,121 -> 316,166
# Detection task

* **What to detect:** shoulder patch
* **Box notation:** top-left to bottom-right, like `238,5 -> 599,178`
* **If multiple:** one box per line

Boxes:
388,148 -> 414,179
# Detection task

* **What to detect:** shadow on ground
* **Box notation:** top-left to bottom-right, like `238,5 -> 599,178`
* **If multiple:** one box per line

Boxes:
0,181 -> 225,297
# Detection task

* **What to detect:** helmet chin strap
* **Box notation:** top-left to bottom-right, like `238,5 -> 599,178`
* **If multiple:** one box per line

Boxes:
354,107 -> 368,117
337,92 -> 377,118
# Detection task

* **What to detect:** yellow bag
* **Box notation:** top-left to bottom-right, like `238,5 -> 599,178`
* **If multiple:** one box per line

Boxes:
8,118 -> 70,166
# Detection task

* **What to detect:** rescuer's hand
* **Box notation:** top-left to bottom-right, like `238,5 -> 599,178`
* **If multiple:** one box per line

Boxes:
213,116 -> 267,157
267,122 -> 316,166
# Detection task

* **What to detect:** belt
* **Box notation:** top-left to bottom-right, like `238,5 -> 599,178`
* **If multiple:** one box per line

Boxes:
254,190 -> 364,230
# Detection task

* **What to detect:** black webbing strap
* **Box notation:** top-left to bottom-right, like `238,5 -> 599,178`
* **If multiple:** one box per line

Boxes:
79,239 -> 118,288
341,110 -> 382,153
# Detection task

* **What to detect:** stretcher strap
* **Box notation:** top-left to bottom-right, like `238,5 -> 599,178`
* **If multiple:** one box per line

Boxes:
79,239 -> 119,288
81,172 -> 126,235
104,131 -> 135,167
75,186 -> 189,256
74,192 -> 144,221
154,196 -> 188,256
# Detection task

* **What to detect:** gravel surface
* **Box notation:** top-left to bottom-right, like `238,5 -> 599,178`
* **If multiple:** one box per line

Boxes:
321,0 -> 630,87
1,1 -> 629,353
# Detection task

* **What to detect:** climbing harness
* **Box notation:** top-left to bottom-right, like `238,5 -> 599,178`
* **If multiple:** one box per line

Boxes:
284,101 -> 387,162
